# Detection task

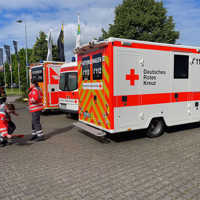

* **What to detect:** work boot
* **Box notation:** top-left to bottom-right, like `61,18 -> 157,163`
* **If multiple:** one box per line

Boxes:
0,137 -> 8,147
29,135 -> 38,141
35,135 -> 45,141
35,130 -> 45,141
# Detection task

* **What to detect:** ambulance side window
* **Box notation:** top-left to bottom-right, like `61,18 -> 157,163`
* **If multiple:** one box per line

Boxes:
174,55 -> 189,79
82,56 -> 90,80
92,53 -> 102,80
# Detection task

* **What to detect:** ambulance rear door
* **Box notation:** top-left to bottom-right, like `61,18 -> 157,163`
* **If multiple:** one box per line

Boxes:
91,52 -> 110,129
79,47 -> 112,130
47,64 -> 61,107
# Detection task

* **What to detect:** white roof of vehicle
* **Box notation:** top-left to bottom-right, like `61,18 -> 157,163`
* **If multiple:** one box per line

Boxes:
60,62 -> 77,68
75,37 -> 200,54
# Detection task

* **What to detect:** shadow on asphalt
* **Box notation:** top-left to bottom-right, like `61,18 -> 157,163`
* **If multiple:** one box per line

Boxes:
106,122 -> 200,143
65,113 -> 78,120
78,129 -> 111,144
45,125 -> 74,139
11,135 -> 34,146
165,122 -> 200,133
41,110 -> 64,116
6,125 -> 74,147
106,130 -> 147,143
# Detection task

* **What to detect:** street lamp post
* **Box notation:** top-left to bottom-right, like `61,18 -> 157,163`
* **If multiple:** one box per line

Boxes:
16,20 -> 29,87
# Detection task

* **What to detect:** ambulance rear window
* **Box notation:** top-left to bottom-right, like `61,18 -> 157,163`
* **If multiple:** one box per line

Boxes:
82,56 -> 90,80
31,67 -> 43,82
174,55 -> 189,79
92,53 -> 102,80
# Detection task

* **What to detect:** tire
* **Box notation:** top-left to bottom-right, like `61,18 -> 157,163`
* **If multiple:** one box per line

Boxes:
146,118 -> 165,138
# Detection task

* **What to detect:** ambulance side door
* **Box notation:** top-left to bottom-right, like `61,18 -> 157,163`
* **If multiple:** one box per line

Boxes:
170,53 -> 190,124
189,55 -> 200,120
114,47 -> 141,130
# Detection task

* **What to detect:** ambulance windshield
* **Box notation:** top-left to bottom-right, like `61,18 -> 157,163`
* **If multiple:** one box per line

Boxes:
59,72 -> 77,91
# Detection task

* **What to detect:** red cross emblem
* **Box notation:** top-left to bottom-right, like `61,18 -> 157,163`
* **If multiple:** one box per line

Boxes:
126,69 -> 139,86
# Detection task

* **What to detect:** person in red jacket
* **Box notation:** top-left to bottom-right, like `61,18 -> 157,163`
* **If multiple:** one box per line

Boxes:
29,78 -> 44,141
0,103 -> 18,146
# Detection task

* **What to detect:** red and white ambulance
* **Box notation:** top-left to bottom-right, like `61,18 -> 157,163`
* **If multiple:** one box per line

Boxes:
58,62 -> 78,114
74,37 -> 200,137
30,61 -> 64,111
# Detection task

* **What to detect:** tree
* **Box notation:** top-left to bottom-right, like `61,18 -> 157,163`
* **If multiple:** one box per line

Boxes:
101,0 -> 179,44
30,31 -> 60,63
31,31 -> 48,63
2,48 -> 32,92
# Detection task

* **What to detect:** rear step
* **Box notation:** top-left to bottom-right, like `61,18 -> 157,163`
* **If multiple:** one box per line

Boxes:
73,122 -> 106,137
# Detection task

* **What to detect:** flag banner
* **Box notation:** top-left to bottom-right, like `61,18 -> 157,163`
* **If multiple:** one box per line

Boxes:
0,48 -> 3,66
57,24 -> 65,61
13,40 -> 20,63
4,45 -> 11,65
76,14 -> 81,48
0,48 -> 3,71
0,66 -> 3,72
47,30 -> 53,61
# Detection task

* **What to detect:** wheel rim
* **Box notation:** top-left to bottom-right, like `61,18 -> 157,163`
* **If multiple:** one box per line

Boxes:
149,120 -> 162,135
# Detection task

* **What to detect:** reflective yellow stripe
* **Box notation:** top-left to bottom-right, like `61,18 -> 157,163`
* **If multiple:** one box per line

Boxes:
80,89 -> 86,102
82,90 -> 91,109
93,103 -> 105,127
103,64 -> 109,83
29,105 -> 43,111
1,132 -> 8,135
104,56 -> 109,66
0,112 -> 5,115
29,103 -> 43,108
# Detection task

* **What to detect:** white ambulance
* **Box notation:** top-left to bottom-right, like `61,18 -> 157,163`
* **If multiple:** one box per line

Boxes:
74,37 -> 200,137
58,62 -> 78,114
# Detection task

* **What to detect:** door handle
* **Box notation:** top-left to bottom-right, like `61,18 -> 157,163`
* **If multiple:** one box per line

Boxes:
174,93 -> 179,100
195,102 -> 199,110
94,95 -> 97,104
122,96 -> 127,105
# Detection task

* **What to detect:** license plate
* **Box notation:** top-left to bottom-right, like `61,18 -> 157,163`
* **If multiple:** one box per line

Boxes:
60,104 -> 66,109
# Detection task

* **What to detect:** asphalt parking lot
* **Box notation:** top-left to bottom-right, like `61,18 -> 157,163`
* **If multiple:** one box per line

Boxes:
1,101 -> 200,200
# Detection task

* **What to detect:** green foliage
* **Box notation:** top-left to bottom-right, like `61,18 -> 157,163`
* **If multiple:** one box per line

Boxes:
6,88 -> 21,96
31,31 -> 48,63
30,31 -> 60,63
101,0 -> 179,44
0,30 -> 60,96
0,48 -> 32,97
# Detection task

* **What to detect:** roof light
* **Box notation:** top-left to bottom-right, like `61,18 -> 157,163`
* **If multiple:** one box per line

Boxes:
121,41 -> 132,46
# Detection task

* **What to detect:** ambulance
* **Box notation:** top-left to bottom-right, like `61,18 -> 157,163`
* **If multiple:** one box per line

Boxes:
74,37 -> 200,137
58,62 -> 78,114
30,61 -> 64,111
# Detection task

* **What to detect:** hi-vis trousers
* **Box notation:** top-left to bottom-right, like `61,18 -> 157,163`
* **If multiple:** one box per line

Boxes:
32,111 -> 43,136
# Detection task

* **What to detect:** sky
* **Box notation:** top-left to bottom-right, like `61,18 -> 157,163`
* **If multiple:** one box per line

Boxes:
0,0 -> 200,62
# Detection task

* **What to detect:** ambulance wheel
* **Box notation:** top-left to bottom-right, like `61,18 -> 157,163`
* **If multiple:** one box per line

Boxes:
146,118 -> 164,138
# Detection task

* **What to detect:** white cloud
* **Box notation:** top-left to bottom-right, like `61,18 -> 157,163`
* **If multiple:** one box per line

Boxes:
4,0 -> 200,62
0,0 -> 120,10
0,0 -> 122,61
